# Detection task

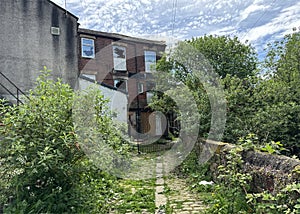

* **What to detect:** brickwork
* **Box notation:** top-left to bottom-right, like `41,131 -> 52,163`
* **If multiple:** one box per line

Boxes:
78,28 -> 166,136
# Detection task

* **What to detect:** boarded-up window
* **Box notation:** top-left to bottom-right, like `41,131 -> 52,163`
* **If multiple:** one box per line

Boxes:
113,46 -> 126,71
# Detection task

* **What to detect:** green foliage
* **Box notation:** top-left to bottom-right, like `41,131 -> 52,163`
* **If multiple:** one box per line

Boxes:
260,141 -> 287,155
154,31 -> 300,158
152,35 -> 258,143
238,133 -> 288,155
250,79 -> 300,155
110,179 -> 156,213
205,147 -> 252,214
0,68 -> 85,213
247,183 -> 300,213
187,35 -> 257,79
0,67 -> 133,213
200,134 -> 299,213
250,31 -> 300,156
221,75 -> 259,143
172,147 -> 214,196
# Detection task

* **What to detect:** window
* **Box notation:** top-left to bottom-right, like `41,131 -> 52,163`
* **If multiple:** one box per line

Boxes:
114,79 -> 127,92
113,46 -> 126,71
144,51 -> 156,72
146,81 -> 155,91
138,83 -> 144,94
81,38 -> 95,58
146,92 -> 153,104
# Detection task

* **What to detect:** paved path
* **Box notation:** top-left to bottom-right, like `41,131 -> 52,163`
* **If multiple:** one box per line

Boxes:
165,176 -> 207,213
154,157 -> 207,214
155,157 -> 167,213
114,155 -> 207,214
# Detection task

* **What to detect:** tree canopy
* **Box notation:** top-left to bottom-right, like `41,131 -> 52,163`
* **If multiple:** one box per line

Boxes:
152,32 -> 300,157
187,35 -> 258,79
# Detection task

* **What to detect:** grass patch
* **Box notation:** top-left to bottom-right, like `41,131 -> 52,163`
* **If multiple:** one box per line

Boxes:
109,178 -> 156,213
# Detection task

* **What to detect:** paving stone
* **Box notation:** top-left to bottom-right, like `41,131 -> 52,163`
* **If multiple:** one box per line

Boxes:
191,203 -> 203,207
155,159 -> 167,212
175,211 -> 190,214
154,157 -> 208,213
156,162 -> 163,168
155,193 -> 167,207
164,175 -> 208,213
156,173 -> 163,178
183,201 -> 195,205
156,185 -> 164,193
193,206 -> 205,211
156,169 -> 163,174
156,178 -> 164,185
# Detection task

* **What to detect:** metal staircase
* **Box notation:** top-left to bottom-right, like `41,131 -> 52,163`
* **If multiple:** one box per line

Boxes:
0,72 -> 29,105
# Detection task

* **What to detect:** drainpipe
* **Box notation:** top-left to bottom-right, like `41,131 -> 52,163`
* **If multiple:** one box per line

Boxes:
134,44 -> 141,135
134,43 -> 141,153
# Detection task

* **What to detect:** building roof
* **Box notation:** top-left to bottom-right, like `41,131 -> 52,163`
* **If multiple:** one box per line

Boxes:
78,28 -> 166,46
48,0 -> 78,20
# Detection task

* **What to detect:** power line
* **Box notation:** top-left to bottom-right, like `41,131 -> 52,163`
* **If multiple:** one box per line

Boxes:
241,0 -> 278,41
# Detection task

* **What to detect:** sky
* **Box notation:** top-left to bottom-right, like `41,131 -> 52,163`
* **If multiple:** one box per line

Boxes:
52,0 -> 300,58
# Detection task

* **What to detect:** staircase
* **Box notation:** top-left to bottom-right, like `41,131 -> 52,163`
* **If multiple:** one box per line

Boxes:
0,72 -> 29,105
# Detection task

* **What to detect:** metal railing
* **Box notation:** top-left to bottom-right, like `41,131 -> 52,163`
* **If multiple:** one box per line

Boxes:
0,72 -> 29,105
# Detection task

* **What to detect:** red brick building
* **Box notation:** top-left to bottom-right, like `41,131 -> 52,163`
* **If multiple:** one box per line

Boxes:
78,28 -> 166,139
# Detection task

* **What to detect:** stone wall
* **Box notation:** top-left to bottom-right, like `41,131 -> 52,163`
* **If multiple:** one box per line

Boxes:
200,140 -> 300,193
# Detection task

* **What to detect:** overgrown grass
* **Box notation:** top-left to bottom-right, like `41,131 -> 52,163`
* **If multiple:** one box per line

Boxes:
109,178 -> 156,213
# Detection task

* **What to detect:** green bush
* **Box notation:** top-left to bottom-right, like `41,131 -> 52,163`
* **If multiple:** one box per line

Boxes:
205,146 -> 252,214
0,67 -> 130,213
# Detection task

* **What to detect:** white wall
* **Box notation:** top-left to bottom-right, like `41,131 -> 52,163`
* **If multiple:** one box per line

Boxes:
78,77 -> 128,123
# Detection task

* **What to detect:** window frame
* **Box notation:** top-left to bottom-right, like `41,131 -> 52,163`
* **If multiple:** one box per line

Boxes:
113,45 -> 127,71
114,79 -> 128,92
144,51 -> 157,72
81,38 -> 95,59
138,82 -> 144,94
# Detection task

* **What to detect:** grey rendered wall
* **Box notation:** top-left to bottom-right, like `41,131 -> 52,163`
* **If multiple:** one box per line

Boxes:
0,0 -> 78,95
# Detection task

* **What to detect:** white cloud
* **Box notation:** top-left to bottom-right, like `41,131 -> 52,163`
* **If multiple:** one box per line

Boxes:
242,1 -> 300,42
239,2 -> 270,23
51,0 -> 300,55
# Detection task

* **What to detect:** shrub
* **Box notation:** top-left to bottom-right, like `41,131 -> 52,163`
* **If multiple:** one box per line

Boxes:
0,67 -> 130,213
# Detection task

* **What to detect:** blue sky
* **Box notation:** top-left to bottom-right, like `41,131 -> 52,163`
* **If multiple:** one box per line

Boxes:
52,0 -> 300,57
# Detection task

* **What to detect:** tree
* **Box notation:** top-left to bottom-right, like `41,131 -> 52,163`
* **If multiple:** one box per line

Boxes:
151,35 -> 258,142
187,35 -> 257,79
250,30 -> 300,156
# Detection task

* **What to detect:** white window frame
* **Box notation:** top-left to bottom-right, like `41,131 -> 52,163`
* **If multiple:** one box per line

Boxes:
81,38 -> 95,58
146,92 -> 153,104
113,46 -> 127,71
144,51 -> 156,72
138,82 -> 144,94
